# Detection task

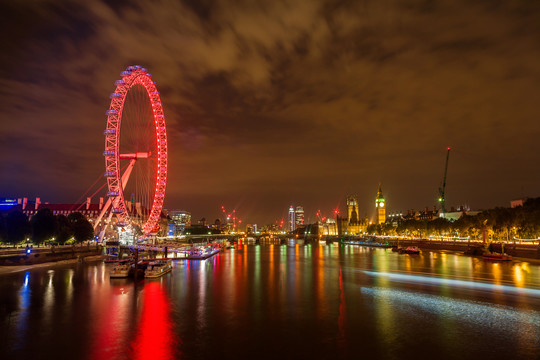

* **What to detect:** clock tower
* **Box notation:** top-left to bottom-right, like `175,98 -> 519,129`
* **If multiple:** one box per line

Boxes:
375,184 -> 386,225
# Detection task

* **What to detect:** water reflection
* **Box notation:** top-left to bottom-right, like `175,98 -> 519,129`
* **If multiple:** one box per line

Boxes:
1,247 -> 539,360
337,267 -> 346,349
15,272 -> 31,349
42,270 -> 54,332
131,281 -> 176,360
90,281 -> 133,360
362,286 -> 540,359
197,260 -> 207,329
363,271 -> 540,297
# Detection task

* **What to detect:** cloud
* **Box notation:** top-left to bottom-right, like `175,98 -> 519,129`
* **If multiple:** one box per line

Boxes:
1,0 -> 540,224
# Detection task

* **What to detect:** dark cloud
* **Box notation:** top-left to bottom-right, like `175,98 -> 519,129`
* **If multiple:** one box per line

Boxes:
1,0 -> 540,225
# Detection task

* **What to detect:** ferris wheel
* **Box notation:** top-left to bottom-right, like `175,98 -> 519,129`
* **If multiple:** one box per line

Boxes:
94,65 -> 167,240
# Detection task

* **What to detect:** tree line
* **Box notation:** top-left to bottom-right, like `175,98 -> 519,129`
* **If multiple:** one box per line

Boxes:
0,208 -> 94,245
367,197 -> 540,241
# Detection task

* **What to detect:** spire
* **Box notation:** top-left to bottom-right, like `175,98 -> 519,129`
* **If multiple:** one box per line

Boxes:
377,183 -> 383,199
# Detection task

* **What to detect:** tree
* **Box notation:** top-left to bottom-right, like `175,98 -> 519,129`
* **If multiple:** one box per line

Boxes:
382,222 -> 397,236
31,208 -> 57,243
428,218 -> 451,236
68,212 -> 94,243
55,215 -> 73,244
5,211 -> 31,245
0,213 -> 7,243
366,224 -> 378,235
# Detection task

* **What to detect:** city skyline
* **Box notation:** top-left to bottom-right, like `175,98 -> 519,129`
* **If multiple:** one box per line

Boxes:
2,1 -> 540,226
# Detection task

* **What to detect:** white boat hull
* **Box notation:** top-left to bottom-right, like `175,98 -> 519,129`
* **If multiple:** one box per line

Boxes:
145,260 -> 172,278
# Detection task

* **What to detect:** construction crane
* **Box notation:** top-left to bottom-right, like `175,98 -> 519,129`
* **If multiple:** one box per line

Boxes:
438,147 -> 451,217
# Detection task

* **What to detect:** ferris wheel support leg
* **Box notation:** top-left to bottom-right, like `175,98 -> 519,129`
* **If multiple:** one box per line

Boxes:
95,159 -> 137,242
120,159 -> 137,190
94,197 -> 113,232
97,210 -> 115,243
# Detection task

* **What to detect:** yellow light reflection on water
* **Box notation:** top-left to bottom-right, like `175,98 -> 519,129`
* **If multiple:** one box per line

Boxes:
372,252 -> 395,351
268,244 -> 275,303
492,263 -> 502,285
295,244 -> 301,296
513,264 -> 525,287
316,244 -> 326,312
66,269 -> 74,303
405,256 -> 412,271
255,244 -> 261,290
43,270 -> 55,330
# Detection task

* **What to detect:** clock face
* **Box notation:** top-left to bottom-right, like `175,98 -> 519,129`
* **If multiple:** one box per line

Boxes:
380,202 -> 385,207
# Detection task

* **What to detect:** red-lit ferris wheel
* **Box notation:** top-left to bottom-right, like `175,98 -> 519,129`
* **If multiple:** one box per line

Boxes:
95,65 -> 167,239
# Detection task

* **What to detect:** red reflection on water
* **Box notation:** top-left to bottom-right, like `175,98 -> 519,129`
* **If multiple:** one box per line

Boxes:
90,285 -> 130,360
131,281 -> 177,360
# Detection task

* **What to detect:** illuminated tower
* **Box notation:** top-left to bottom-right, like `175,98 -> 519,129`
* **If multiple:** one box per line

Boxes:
375,184 -> 386,224
347,196 -> 359,224
295,206 -> 304,228
288,206 -> 295,232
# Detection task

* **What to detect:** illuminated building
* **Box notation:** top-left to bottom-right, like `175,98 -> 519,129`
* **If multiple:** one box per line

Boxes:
347,197 -> 359,223
288,206 -> 295,232
375,184 -> 386,225
386,213 -> 404,227
168,210 -> 191,235
1,196 -> 170,242
511,198 -> 527,208
403,207 -> 439,221
336,196 -> 367,235
246,224 -> 258,234
211,219 -> 222,230
295,206 -> 304,228
1,197 -> 105,222
318,217 -> 338,235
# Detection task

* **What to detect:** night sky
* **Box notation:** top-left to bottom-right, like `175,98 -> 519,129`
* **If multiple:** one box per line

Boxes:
1,0 -> 540,226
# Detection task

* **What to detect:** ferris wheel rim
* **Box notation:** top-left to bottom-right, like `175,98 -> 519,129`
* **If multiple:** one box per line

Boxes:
103,65 -> 167,235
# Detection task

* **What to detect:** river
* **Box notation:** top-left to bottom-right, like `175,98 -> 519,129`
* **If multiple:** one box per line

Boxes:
1,243 -> 539,360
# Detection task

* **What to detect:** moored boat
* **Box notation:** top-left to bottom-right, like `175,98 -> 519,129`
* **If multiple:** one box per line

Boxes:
482,253 -> 512,261
342,240 -> 392,248
145,260 -> 172,278
185,246 -> 220,260
399,246 -> 420,254
109,260 -> 132,278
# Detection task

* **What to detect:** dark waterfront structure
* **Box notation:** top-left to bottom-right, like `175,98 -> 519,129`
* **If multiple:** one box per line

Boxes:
1,244 -> 539,360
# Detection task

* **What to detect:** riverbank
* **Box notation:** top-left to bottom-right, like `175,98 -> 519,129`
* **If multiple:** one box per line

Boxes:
0,245 -> 104,266
367,238 -> 540,260
0,254 -> 108,275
